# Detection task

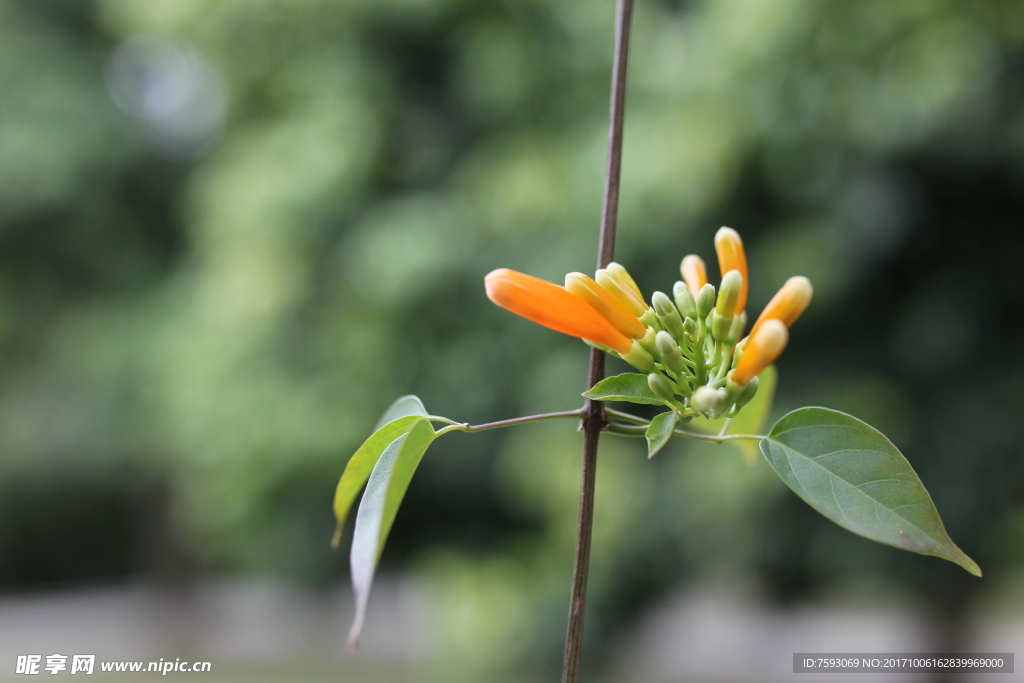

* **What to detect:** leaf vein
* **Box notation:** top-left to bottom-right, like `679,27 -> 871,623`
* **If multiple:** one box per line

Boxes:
772,440 -> 944,552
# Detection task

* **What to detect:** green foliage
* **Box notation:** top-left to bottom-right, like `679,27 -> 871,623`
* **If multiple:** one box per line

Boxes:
4,0 -> 1024,675
760,407 -> 981,576
332,414 -> 426,535
644,411 -> 676,458
372,394 -> 429,430
583,373 -> 666,405
348,418 -> 436,648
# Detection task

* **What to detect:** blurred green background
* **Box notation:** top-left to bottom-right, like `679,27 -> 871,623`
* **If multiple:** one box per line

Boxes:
2,0 -> 1024,680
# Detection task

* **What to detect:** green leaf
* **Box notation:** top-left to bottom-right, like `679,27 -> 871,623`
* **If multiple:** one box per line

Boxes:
348,419 -> 436,648
691,365 -> 776,460
646,411 -> 677,458
334,410 -> 429,534
373,394 -> 428,430
583,373 -> 666,405
760,407 -> 981,577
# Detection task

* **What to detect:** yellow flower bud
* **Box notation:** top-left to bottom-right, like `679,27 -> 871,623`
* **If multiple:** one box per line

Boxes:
749,275 -> 813,339
732,319 -> 788,385
606,262 -> 643,299
680,255 -> 708,297
714,227 -> 748,313
565,272 -> 647,339
596,268 -> 648,317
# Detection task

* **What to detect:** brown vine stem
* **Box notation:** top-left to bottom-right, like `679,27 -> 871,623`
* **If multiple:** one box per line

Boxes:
562,0 -> 634,681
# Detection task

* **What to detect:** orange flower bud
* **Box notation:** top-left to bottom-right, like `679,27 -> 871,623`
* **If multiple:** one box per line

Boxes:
485,269 -> 633,354
714,227 -> 748,313
749,276 -> 813,339
565,272 -> 647,340
732,319 -> 787,385
680,255 -> 708,297
596,268 -> 648,317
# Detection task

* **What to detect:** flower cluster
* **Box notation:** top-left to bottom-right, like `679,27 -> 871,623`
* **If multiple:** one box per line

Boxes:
485,227 -> 812,419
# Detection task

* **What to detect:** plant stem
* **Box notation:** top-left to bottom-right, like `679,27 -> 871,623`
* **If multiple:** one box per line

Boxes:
431,409 -> 585,436
604,420 -> 765,443
604,407 -> 650,424
563,0 -> 634,681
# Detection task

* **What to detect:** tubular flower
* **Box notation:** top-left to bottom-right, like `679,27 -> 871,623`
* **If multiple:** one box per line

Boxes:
606,262 -> 643,300
484,226 -> 810,419
565,272 -> 647,339
596,268 -> 648,317
485,269 -> 633,354
732,319 -> 788,385
749,275 -> 813,338
680,255 -> 708,297
714,227 -> 748,313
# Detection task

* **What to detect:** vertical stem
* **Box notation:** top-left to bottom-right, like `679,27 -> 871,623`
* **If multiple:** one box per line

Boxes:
561,0 -> 634,681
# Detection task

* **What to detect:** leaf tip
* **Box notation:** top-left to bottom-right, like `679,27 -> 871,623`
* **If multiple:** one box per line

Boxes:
960,556 -> 982,578
330,527 -> 341,549
347,612 -> 365,652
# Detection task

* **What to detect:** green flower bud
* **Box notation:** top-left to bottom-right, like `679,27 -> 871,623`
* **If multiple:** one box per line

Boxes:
690,385 -> 719,413
683,317 -> 699,340
710,388 -> 731,417
648,372 -> 676,401
735,374 -> 759,409
716,270 -> 743,317
725,311 -> 746,345
696,283 -> 716,319
672,281 -> 698,318
652,291 -> 687,340
655,331 -> 685,373
711,310 -> 734,341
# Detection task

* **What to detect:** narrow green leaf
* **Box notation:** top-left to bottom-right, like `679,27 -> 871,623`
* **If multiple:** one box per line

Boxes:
583,373 -> 666,405
691,365 -> 776,460
373,394 -> 429,430
348,419 -> 436,649
760,407 -> 981,576
333,414 -> 425,533
646,411 -> 677,458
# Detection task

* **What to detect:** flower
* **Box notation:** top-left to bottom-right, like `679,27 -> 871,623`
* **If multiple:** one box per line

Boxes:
680,255 -> 708,297
565,272 -> 647,339
714,227 -> 748,313
485,268 -> 633,353
596,267 -> 648,317
732,318 -> 788,384
606,262 -> 643,300
749,276 -> 813,338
